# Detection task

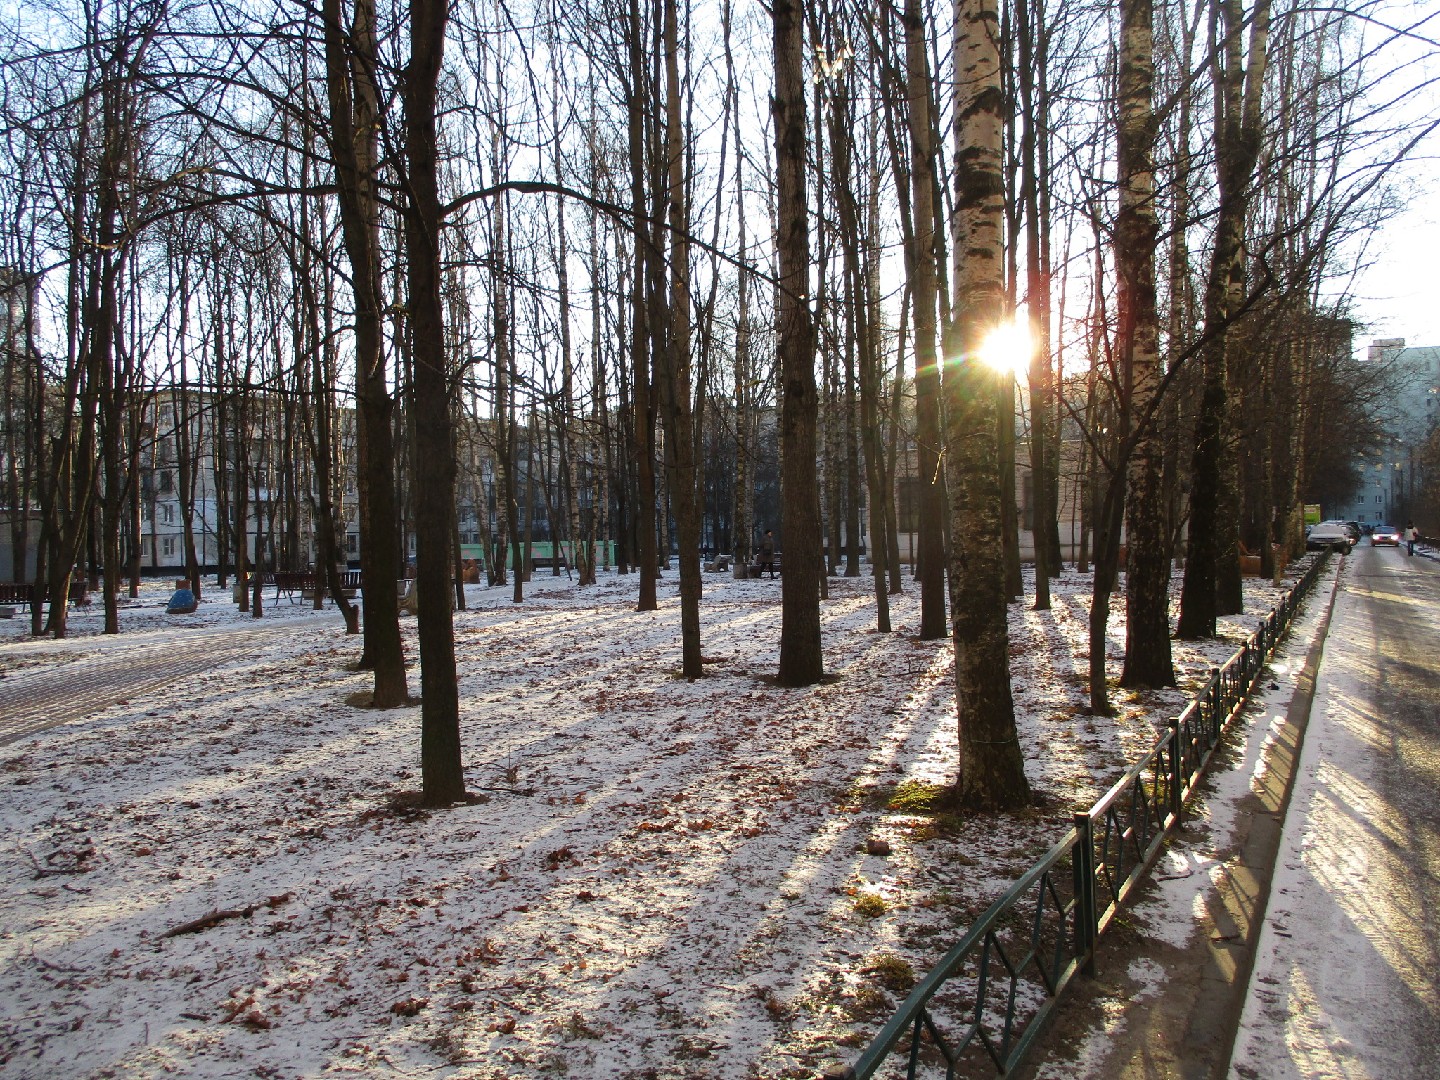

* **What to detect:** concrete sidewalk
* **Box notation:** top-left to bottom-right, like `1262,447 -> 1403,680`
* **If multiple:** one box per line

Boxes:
1226,546 -> 1440,1078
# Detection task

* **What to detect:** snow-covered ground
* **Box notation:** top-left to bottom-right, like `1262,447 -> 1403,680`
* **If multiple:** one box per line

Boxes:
0,565 -> 1295,1079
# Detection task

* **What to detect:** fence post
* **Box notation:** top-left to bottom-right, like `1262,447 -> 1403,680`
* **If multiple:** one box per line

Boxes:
1209,668 -> 1222,738
1073,812 -> 1097,977
1168,720 -> 1183,824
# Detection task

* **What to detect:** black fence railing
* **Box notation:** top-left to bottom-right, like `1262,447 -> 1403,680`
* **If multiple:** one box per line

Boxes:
829,550 -> 1333,1080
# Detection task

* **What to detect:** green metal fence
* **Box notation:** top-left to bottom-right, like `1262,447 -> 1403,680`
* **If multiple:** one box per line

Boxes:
829,550 -> 1333,1080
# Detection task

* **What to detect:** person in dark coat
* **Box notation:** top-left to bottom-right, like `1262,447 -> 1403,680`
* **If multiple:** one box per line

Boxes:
758,530 -> 777,578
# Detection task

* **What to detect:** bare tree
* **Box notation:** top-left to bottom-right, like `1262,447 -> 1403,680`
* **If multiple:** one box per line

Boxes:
947,0 -> 1029,808
1177,0 -> 1272,638
1117,0 -> 1175,688
403,0 -> 465,805
322,0 -> 409,702
773,0 -> 824,687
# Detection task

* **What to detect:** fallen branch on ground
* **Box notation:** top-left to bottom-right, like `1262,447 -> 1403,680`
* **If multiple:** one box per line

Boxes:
161,892 -> 294,938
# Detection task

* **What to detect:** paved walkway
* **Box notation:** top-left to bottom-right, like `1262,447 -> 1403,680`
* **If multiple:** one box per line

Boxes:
0,614 -> 335,747
1228,544 -> 1440,1078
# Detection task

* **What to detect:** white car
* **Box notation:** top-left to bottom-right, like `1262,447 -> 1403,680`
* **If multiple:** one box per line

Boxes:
1306,521 -> 1353,551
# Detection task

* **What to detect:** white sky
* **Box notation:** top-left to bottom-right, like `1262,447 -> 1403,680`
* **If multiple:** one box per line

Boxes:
1350,198 -> 1440,351
1341,0 -> 1440,356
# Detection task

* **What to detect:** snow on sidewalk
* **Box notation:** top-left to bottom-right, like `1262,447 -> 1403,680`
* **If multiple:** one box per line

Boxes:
1228,553 -> 1440,1080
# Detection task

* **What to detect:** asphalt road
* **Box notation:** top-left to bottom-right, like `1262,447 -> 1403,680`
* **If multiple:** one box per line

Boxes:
1228,542 -> 1440,1077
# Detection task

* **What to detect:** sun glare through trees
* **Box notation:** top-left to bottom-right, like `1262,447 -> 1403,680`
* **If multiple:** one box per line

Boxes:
0,0 -> 1438,1072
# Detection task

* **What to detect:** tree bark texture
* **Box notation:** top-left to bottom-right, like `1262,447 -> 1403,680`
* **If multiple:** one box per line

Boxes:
322,0 -> 407,702
626,0 -> 659,612
1117,0 -> 1176,688
659,0 -> 704,678
947,0 -> 1030,809
772,0 -> 823,687
1017,0 -> 1051,609
903,0 -> 948,640
404,0 -> 464,806
1177,0 -> 1272,638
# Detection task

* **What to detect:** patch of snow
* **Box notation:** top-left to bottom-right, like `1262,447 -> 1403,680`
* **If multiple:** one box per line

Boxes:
0,563 -> 1317,1078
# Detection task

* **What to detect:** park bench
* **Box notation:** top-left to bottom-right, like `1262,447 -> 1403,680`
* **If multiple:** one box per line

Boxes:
746,553 -> 782,579
265,569 -> 362,602
530,555 -> 568,572
265,571 -> 314,602
0,582 -> 32,608
0,580 -> 89,611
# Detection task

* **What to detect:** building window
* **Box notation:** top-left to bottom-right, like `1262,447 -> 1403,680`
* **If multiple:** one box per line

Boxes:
162,537 -> 175,556
346,534 -> 358,553
159,470 -> 173,493
161,504 -> 174,524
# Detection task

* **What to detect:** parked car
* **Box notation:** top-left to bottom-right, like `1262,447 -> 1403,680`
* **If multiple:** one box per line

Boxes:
1343,521 -> 1363,541
1307,521 -> 1353,551
1371,524 -> 1401,546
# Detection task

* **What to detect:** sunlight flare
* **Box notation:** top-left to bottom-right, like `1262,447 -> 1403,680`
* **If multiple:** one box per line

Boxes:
978,316 -> 1033,379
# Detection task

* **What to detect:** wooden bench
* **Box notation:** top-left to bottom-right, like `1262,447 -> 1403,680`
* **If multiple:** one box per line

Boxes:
267,571 -> 315,602
530,555 -> 568,572
747,554 -> 782,579
266,570 -> 362,602
0,583 -> 32,608
0,581 -> 88,610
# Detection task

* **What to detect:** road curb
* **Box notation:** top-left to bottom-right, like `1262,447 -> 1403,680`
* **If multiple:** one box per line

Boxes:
1197,557 -> 1342,1078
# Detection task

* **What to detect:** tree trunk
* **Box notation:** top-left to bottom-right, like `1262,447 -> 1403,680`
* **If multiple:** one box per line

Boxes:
903,0 -> 948,639
948,0 -> 1029,809
657,0 -> 704,678
1177,0 -> 1272,638
772,0 -> 823,687
322,0 -> 407,702
626,0 -> 659,611
404,0 -> 464,806
1017,0 -> 1051,609
998,378 -> 1023,600
831,85 -> 890,631
1117,0 -> 1176,688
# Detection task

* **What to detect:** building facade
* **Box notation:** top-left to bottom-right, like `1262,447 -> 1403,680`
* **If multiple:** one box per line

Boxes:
1340,339 -> 1440,528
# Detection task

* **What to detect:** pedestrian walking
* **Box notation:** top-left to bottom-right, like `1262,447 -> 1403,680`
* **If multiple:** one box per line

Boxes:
758,530 -> 777,578
1405,521 -> 1419,556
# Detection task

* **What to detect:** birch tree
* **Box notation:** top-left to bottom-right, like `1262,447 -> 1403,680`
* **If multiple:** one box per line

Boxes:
1117,0 -> 1175,688
947,0 -> 1029,809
